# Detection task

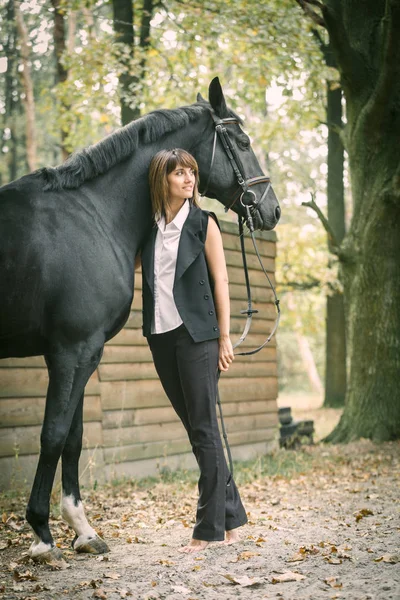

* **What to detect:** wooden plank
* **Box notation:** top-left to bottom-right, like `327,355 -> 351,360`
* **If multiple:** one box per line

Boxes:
222,234 -> 276,258
0,368 -> 100,398
130,294 -> 142,311
108,329 -> 147,346
0,421 -> 103,458
234,347 -> 277,363
101,380 -> 169,410
123,304 -> 278,334
0,395 -> 102,428
98,360 -> 276,382
103,398 -> 277,430
102,339 -> 276,365
229,282 -> 276,303
104,437 -> 190,464
103,411 -> 277,448
100,376 -> 278,411
227,266 -> 274,287
0,446 -> 106,489
220,220 -> 276,243
219,377 -> 278,400
230,300 -> 277,320
230,317 -> 276,335
0,356 -> 46,368
103,425 -> 277,465
103,421 -> 184,447
225,250 -> 275,273
101,345 -> 153,364
124,311 -> 142,330
98,362 -> 158,382
103,405 -> 178,429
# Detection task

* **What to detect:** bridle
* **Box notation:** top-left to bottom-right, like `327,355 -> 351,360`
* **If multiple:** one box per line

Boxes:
200,110 -> 281,481
199,109 -> 280,355
200,111 -> 272,233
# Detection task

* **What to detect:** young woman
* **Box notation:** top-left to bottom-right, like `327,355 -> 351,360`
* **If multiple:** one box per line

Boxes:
138,148 -> 247,553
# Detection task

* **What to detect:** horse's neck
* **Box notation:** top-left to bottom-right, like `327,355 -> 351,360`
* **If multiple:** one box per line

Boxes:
84,116 -> 208,251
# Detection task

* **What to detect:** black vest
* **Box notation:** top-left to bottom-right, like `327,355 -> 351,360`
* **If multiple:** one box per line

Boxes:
141,204 -> 220,342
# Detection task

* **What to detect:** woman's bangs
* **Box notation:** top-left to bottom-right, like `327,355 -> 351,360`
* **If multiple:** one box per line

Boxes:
166,150 -> 198,175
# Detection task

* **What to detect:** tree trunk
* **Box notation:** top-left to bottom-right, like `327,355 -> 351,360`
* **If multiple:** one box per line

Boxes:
50,0 -> 70,162
323,0 -> 400,441
15,3 -> 37,173
112,0 -> 140,125
3,0 -> 18,183
324,43 -> 346,408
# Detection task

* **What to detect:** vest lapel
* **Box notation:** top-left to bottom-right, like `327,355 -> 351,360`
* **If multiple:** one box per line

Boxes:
174,205 -> 205,283
141,226 -> 157,293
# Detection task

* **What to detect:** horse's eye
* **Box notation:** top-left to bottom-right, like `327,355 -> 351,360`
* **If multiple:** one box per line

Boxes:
238,136 -> 250,150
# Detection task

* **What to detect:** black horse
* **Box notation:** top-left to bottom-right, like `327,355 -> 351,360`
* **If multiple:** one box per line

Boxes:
0,78 -> 280,563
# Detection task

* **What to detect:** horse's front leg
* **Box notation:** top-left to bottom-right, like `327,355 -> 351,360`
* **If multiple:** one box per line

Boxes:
61,392 -> 109,554
26,349 -> 102,563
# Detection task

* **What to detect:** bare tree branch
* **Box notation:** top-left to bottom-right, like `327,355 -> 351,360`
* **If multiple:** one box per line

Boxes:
302,193 -> 340,255
295,0 -> 326,28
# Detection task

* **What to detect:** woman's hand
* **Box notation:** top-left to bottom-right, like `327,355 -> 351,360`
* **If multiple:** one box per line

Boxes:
218,335 -> 234,372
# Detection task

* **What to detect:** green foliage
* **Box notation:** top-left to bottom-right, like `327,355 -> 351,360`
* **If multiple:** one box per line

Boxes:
0,0 -> 337,393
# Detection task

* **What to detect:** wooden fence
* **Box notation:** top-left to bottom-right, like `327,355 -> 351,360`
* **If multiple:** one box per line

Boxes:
0,221 -> 278,489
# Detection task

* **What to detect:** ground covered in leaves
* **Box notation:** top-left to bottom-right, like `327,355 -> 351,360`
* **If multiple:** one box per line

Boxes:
0,440 -> 399,600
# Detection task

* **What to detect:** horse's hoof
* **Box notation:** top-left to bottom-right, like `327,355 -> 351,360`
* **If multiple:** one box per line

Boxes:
73,534 -> 110,554
29,543 -> 67,567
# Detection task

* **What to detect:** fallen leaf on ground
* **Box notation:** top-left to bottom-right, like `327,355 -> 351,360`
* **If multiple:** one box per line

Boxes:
374,554 -> 399,564
271,572 -> 306,584
287,552 -> 306,562
93,589 -> 107,599
325,557 -> 342,564
159,559 -> 175,566
233,551 -> 261,562
104,572 -> 121,580
324,577 -> 343,588
223,574 -> 263,587
354,508 -> 374,522
13,569 -> 38,582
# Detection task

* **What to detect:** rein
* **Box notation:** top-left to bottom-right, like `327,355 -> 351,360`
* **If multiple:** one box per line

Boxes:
201,110 -> 281,483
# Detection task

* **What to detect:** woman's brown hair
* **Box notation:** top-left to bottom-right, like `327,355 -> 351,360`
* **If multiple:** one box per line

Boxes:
148,149 -> 200,220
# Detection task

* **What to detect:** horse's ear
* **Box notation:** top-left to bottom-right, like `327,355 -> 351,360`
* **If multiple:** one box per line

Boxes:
208,77 -> 229,117
196,92 -> 206,103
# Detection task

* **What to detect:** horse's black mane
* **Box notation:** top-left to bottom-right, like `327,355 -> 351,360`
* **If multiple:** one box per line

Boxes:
40,102 -> 241,191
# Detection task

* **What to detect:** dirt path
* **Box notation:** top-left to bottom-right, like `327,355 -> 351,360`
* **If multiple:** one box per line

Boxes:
1,440 -> 399,600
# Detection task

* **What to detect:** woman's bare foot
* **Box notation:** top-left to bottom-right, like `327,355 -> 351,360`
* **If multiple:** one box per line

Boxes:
223,528 -> 241,545
178,539 -> 210,554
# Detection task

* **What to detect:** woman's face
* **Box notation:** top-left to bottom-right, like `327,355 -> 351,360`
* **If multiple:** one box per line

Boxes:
167,165 -> 196,203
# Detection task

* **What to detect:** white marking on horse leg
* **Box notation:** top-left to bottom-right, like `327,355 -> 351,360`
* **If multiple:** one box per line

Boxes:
28,534 -> 53,558
61,493 -> 97,544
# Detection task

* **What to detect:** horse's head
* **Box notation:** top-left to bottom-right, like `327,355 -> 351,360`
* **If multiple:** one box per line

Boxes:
194,78 -> 280,231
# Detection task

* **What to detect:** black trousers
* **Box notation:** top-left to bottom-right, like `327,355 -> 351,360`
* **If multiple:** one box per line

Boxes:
148,324 -> 247,541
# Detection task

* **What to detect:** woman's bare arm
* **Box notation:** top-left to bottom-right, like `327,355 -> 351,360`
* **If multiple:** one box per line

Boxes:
205,216 -> 234,372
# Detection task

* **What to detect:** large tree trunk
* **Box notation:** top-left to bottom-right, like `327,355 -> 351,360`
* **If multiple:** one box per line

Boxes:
112,0 -> 140,125
50,0 -> 70,162
323,0 -> 400,441
3,0 -> 18,183
112,0 -> 155,126
324,43 -> 346,408
15,3 -> 37,172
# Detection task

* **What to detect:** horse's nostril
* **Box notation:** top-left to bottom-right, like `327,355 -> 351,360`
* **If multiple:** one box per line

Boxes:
275,206 -> 281,221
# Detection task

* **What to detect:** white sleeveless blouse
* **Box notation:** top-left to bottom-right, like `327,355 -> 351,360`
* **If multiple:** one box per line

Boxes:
151,200 -> 190,334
